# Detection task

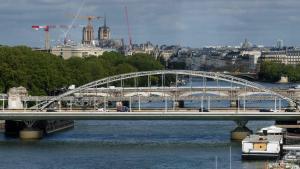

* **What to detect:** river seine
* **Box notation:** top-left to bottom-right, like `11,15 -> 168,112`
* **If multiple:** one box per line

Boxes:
0,120 -> 273,169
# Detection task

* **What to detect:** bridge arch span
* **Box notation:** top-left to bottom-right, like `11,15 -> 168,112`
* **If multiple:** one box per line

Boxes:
238,92 -> 276,97
35,70 -> 296,110
179,91 -> 229,97
124,92 -> 170,97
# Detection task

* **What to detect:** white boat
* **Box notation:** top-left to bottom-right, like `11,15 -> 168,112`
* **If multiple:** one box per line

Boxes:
257,125 -> 286,136
242,134 -> 283,159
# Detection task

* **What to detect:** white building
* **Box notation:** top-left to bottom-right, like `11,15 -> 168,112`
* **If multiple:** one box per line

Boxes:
160,50 -> 175,61
261,50 -> 300,65
51,45 -> 116,59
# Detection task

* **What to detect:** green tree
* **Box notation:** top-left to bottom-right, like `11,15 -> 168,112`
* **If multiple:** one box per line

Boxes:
0,46 -> 164,95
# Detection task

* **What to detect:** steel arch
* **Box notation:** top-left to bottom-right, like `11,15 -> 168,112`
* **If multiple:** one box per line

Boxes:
35,70 -> 296,110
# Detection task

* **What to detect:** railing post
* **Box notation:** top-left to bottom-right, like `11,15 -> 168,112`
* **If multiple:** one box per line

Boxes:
70,98 -> 72,111
243,95 -> 246,112
173,95 -> 175,110
2,95 -> 5,111
243,84 -> 246,112
274,97 -> 277,112
129,96 -> 132,112
189,75 -> 192,96
93,86 -> 96,111
208,96 -> 210,111
95,85 -> 98,110
121,77 -> 123,88
279,98 -> 281,112
59,99 -> 61,112
138,95 -> 141,111
201,96 -> 203,111
175,74 -> 178,87
104,96 -> 107,111
148,75 -> 151,87
237,96 -> 240,113
161,73 -> 164,87
165,96 -> 167,112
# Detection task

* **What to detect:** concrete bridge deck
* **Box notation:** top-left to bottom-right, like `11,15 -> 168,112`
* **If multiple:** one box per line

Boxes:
1,111 -> 300,121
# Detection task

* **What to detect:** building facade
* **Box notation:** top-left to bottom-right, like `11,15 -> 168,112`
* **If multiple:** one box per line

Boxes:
51,45 -> 116,59
98,16 -> 111,41
240,50 -> 262,71
261,50 -> 300,65
82,25 -> 94,45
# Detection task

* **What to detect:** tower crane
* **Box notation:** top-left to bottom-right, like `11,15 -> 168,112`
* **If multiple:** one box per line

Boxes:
32,25 -> 55,50
67,15 -> 103,26
32,25 -> 78,49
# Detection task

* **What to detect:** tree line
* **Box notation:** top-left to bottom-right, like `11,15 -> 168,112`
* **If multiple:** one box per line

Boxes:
0,46 -> 164,95
259,61 -> 300,82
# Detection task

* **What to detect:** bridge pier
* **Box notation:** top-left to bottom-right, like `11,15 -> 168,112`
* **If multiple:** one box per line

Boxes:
19,128 -> 43,140
5,120 -> 44,139
5,120 -> 74,140
230,120 -> 252,141
19,120 -> 43,140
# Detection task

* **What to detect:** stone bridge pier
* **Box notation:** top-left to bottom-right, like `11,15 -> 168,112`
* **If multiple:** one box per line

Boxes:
231,120 -> 252,141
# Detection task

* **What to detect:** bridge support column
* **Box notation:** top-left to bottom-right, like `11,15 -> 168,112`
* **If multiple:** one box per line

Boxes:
175,100 -> 184,108
122,101 -> 129,107
19,120 -> 43,140
230,120 -> 252,141
230,100 -> 239,108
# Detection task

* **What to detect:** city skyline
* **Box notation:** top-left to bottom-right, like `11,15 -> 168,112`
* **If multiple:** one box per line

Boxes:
1,0 -> 300,48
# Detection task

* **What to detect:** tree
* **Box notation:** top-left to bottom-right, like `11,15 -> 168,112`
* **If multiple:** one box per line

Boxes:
259,61 -> 300,82
0,46 -> 164,95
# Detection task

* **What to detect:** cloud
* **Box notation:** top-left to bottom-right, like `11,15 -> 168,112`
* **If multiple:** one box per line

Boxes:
1,0 -> 300,47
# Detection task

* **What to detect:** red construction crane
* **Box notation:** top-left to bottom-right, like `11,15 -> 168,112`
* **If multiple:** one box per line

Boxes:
32,25 -> 79,49
32,25 -> 55,50
124,6 -> 133,50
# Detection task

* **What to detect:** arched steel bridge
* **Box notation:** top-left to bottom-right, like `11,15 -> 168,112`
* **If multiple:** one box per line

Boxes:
35,70 -> 297,110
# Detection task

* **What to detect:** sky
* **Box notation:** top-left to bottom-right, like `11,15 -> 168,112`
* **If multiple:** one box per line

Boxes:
1,0 -> 300,48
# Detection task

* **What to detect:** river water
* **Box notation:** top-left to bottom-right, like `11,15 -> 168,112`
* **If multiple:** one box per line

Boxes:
0,80 -> 298,169
0,120 -> 273,169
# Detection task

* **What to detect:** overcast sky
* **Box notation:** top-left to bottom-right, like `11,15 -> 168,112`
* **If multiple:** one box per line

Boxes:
1,0 -> 300,48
